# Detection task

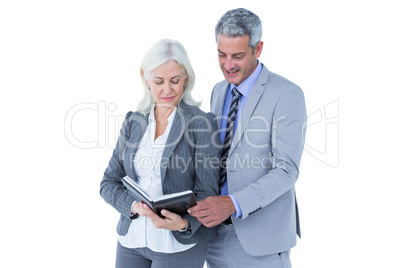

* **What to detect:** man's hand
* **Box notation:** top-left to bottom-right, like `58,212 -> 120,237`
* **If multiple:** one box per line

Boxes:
138,202 -> 188,231
188,196 -> 235,227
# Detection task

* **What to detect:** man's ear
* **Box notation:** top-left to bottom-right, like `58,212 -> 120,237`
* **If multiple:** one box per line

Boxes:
254,41 -> 264,59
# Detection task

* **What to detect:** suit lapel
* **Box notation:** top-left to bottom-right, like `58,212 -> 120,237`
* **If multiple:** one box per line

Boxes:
160,103 -> 192,182
212,82 -> 229,128
124,113 -> 149,181
230,66 -> 270,153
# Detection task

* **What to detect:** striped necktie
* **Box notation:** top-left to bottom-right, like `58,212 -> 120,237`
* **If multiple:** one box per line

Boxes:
219,87 -> 242,192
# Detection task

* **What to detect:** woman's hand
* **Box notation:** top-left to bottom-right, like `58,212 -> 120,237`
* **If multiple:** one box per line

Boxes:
137,202 -> 189,231
130,201 -> 148,217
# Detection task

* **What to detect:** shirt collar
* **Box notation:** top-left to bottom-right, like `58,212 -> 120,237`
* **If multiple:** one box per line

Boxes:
229,60 -> 262,98
149,104 -> 177,124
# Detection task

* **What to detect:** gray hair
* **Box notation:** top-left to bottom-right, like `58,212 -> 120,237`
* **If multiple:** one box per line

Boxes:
215,8 -> 262,52
137,39 -> 200,114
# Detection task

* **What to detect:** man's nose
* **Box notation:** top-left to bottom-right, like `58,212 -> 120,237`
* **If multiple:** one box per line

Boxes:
224,58 -> 236,71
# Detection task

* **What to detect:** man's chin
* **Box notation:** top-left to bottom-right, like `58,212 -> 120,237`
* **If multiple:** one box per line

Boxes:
224,75 -> 240,85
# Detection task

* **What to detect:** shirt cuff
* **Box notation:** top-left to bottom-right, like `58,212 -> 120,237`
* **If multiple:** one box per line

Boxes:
228,194 -> 242,219
177,222 -> 192,236
178,222 -> 191,232
129,201 -> 138,218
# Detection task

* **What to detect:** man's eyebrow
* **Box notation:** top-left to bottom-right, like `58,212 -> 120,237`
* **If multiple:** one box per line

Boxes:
217,49 -> 246,56
233,52 -> 246,56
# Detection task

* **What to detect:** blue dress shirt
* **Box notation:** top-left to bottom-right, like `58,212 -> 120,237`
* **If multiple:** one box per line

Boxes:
219,61 -> 263,219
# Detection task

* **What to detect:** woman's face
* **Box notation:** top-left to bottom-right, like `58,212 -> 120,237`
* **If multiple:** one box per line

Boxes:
146,60 -> 187,108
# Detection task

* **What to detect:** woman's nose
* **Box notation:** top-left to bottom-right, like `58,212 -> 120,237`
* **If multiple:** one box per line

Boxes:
162,84 -> 173,94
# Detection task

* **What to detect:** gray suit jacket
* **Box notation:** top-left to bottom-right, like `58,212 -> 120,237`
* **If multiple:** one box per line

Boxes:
211,64 -> 306,256
100,102 -> 221,244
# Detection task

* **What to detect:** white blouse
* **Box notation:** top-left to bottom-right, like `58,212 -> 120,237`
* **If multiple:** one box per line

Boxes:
118,107 -> 195,253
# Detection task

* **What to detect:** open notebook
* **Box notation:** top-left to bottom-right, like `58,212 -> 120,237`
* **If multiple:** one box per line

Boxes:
121,176 -> 197,216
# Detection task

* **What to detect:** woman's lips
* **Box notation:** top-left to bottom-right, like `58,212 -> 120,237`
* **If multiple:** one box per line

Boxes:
162,97 -> 175,101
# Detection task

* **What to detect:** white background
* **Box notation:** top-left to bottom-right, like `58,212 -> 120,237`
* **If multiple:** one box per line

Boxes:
1,0 -> 401,267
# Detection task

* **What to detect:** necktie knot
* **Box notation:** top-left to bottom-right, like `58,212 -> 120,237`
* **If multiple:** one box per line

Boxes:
232,87 -> 242,100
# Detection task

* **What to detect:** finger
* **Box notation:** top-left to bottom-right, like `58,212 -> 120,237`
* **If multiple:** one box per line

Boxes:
200,217 -> 216,228
204,220 -> 220,228
188,201 -> 200,210
187,204 -> 200,214
190,205 -> 215,218
201,216 -> 222,228
142,204 -> 159,218
146,212 -> 165,228
189,210 -> 204,218
160,209 -> 177,220
188,202 -> 210,215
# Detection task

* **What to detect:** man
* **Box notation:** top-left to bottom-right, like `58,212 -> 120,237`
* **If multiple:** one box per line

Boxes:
188,8 -> 307,267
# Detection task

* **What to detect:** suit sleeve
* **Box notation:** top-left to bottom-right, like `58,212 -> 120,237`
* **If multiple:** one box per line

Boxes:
210,83 -> 219,113
100,112 -> 136,217
176,112 -> 221,238
232,84 -> 307,219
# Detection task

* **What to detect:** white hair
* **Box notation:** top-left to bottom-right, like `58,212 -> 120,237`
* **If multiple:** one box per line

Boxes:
137,39 -> 200,114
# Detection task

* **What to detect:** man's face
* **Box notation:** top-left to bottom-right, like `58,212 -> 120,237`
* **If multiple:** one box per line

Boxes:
217,34 -> 263,86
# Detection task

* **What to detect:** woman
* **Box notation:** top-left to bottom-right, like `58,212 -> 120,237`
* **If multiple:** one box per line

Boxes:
100,39 -> 221,268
